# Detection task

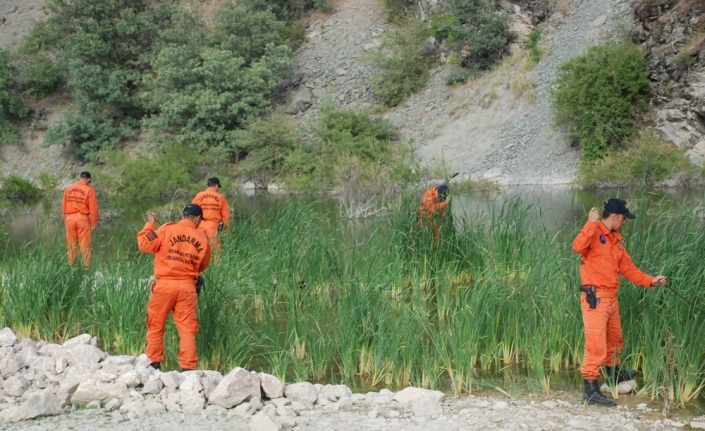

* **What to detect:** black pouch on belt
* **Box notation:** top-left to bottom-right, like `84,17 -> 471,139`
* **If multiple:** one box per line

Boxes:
580,285 -> 600,309
196,275 -> 204,296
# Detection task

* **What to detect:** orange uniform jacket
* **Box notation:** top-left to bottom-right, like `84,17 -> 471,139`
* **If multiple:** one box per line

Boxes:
192,189 -> 230,231
62,181 -> 99,228
137,220 -> 211,280
418,188 -> 448,219
572,220 -> 653,292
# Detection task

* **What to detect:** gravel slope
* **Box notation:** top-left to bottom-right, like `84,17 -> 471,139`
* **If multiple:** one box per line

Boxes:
1,391 -> 701,431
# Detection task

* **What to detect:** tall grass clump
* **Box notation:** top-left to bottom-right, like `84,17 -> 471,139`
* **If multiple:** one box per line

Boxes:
1,195 -> 705,405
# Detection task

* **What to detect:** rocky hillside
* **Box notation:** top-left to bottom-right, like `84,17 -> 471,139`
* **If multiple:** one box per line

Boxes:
630,0 -> 705,164
285,0 -> 641,185
1,0 -> 701,186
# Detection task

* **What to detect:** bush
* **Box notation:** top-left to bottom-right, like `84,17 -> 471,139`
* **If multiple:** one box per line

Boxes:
527,28 -> 543,64
367,24 -> 436,107
445,68 -> 472,85
239,111 -> 303,188
92,143 -> 204,199
316,102 -> 399,163
141,44 -> 294,157
235,103 -> 411,192
19,0 -> 300,160
578,131 -> 696,187
552,41 -> 650,162
0,175 -> 43,201
432,0 -> 510,70
381,0 -> 416,24
0,50 -> 30,145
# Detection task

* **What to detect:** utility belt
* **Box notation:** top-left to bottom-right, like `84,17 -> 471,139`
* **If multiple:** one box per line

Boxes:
579,285 -> 617,309
155,276 -> 204,295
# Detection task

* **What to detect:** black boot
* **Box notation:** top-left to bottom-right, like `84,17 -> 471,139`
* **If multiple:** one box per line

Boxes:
583,379 -> 617,406
149,362 -> 161,371
603,366 -> 637,385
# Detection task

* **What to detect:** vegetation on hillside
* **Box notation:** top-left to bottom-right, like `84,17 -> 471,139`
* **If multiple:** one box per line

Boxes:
0,51 -> 30,145
553,39 -> 702,187
10,0 -> 301,160
370,0 -> 510,107
579,131 -> 698,187
553,41 -> 650,163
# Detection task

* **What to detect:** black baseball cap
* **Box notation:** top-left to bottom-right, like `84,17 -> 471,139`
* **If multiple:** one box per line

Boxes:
80,171 -> 91,179
437,184 -> 449,196
182,204 -> 203,217
207,177 -> 221,188
604,198 -> 635,219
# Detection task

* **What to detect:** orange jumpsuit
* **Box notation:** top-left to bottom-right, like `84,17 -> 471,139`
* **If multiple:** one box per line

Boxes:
137,219 -> 211,370
572,220 -> 653,379
192,188 -> 229,251
62,181 -> 99,267
418,187 -> 449,240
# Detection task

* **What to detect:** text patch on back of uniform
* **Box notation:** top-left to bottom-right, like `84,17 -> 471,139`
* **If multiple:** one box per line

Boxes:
599,235 -> 606,244
146,231 -> 158,242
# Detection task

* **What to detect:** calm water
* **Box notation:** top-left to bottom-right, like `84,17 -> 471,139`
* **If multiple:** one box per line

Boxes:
2,186 -> 705,258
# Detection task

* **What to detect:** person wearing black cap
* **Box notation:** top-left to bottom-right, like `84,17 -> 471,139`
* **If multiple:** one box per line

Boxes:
572,198 -> 667,406
62,171 -> 99,267
417,184 -> 451,242
137,204 -> 211,371
191,177 -> 230,252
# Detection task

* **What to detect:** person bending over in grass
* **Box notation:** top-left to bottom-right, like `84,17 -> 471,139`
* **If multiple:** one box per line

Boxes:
137,204 -> 211,372
572,198 -> 667,406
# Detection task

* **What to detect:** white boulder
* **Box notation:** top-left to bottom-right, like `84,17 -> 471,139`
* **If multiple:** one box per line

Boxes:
208,367 -> 261,409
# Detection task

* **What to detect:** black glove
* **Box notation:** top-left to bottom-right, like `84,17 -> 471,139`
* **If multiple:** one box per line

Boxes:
196,275 -> 204,296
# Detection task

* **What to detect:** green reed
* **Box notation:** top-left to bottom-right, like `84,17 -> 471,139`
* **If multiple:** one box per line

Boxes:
1,195 -> 704,405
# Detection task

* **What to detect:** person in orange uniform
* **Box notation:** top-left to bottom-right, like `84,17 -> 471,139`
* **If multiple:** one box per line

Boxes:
572,198 -> 667,406
62,171 -> 99,267
191,177 -> 229,251
137,204 -> 211,371
418,184 -> 451,241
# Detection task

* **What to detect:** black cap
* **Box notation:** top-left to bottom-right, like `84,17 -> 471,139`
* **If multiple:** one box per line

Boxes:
437,184 -> 449,196
604,198 -> 635,219
207,177 -> 221,188
80,171 -> 91,179
182,204 -> 203,217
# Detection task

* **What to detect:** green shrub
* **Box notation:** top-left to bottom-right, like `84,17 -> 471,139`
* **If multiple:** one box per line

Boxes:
45,111 -> 133,160
20,0 -> 298,160
239,112 -> 303,188
552,41 -> 650,162
432,0 -> 510,71
0,50 -> 30,145
235,103 -> 410,191
578,131 -> 696,187
367,24 -> 436,107
0,175 -> 43,201
141,44 -> 294,157
92,143 -> 204,198
38,172 -> 59,191
316,102 -> 399,163
527,28 -> 543,64
281,18 -> 308,51
445,68 -> 472,86
381,0 -> 415,24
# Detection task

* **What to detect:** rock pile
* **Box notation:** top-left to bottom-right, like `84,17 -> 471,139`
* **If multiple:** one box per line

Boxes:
0,328 -> 446,428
